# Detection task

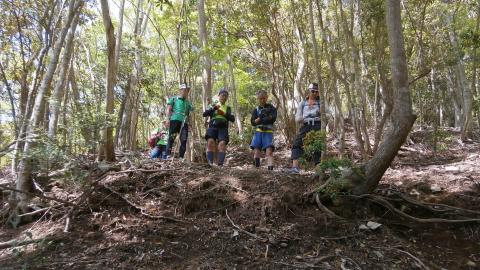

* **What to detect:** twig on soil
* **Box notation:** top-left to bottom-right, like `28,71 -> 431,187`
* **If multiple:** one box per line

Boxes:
391,248 -> 430,270
315,194 -> 343,220
111,168 -> 178,175
340,256 -> 362,270
224,184 -> 249,194
0,184 -> 73,206
373,246 -> 430,270
0,236 -> 56,250
18,207 -> 51,217
103,184 -> 188,223
225,209 -> 263,240
273,260 -> 328,269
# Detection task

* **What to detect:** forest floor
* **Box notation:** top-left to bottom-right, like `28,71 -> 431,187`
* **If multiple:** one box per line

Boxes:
0,128 -> 479,269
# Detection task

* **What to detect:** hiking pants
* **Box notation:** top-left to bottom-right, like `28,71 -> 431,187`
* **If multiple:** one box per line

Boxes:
167,120 -> 188,158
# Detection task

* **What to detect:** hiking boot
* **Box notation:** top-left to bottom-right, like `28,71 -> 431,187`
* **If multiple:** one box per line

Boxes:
290,167 -> 300,174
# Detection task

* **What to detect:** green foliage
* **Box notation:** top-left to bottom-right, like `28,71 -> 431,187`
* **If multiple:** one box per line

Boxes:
27,134 -> 70,172
302,130 -> 326,162
229,125 -> 253,146
316,158 -> 353,179
315,158 -> 362,199
318,178 -> 353,199
428,129 -> 453,152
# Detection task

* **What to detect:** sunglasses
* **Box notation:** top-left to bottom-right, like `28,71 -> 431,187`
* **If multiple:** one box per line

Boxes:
309,89 -> 319,93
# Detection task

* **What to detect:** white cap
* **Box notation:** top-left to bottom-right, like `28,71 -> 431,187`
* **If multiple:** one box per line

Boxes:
179,83 -> 189,89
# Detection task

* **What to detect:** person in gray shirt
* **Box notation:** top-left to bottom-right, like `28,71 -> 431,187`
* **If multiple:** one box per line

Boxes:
290,83 -> 322,173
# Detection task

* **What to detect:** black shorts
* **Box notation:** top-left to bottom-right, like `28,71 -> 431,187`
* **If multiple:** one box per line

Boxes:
205,127 -> 229,144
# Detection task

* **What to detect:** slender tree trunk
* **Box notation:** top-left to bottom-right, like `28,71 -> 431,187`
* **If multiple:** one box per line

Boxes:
293,24 -> 306,107
429,68 -> 439,154
360,0 -> 416,194
98,0 -> 117,161
446,68 -> 462,127
447,12 -> 472,136
114,0 -> 126,73
48,13 -> 79,139
198,0 -> 212,111
16,0 -> 82,204
0,61 -> 17,135
227,54 -> 243,133
475,0 -> 480,128
308,0 -> 327,155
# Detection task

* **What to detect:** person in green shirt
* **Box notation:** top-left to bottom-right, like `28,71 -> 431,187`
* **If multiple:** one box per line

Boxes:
149,120 -> 169,159
203,89 -> 235,166
165,83 -> 193,159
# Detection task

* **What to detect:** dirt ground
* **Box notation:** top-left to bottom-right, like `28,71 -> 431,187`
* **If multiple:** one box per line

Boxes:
0,129 -> 479,269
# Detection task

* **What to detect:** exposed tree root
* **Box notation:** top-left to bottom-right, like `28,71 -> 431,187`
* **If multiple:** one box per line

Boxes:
346,194 -> 480,224
225,209 -> 263,240
314,193 -> 343,220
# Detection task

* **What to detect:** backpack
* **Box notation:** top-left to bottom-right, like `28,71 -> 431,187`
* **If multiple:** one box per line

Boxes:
148,134 -> 159,148
300,99 -> 320,113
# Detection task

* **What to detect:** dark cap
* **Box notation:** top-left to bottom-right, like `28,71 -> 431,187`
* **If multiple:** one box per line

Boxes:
308,83 -> 319,90
218,88 -> 229,96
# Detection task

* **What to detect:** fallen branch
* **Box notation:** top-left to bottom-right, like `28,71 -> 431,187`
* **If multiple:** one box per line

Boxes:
225,209 -> 263,240
273,261 -> 326,269
0,184 -> 73,206
111,168 -> 177,175
0,236 -> 55,250
372,246 -> 430,270
103,184 -> 188,223
18,207 -> 51,217
391,248 -> 430,270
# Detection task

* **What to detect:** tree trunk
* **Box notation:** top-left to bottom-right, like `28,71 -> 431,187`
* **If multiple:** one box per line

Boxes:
114,0 -> 126,71
16,0 -> 82,204
293,24 -> 306,107
308,0 -> 327,154
227,54 -> 243,133
446,68 -> 463,127
198,0 -> 212,111
98,0 -> 117,162
359,0 -> 416,194
48,13 -> 79,139
447,13 -> 473,139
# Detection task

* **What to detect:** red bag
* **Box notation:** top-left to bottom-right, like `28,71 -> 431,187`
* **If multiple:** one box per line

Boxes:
148,135 -> 159,148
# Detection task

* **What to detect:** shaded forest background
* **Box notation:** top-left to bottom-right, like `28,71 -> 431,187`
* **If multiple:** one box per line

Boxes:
0,0 -> 479,195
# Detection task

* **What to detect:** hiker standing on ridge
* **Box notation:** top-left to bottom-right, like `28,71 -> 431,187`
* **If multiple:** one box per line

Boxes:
165,83 -> 193,160
290,83 -> 322,173
250,90 -> 277,171
203,89 -> 235,166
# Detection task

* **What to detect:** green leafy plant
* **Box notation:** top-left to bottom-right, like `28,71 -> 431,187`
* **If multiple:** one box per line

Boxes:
229,124 -> 253,146
316,158 -> 353,179
302,130 -> 326,162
